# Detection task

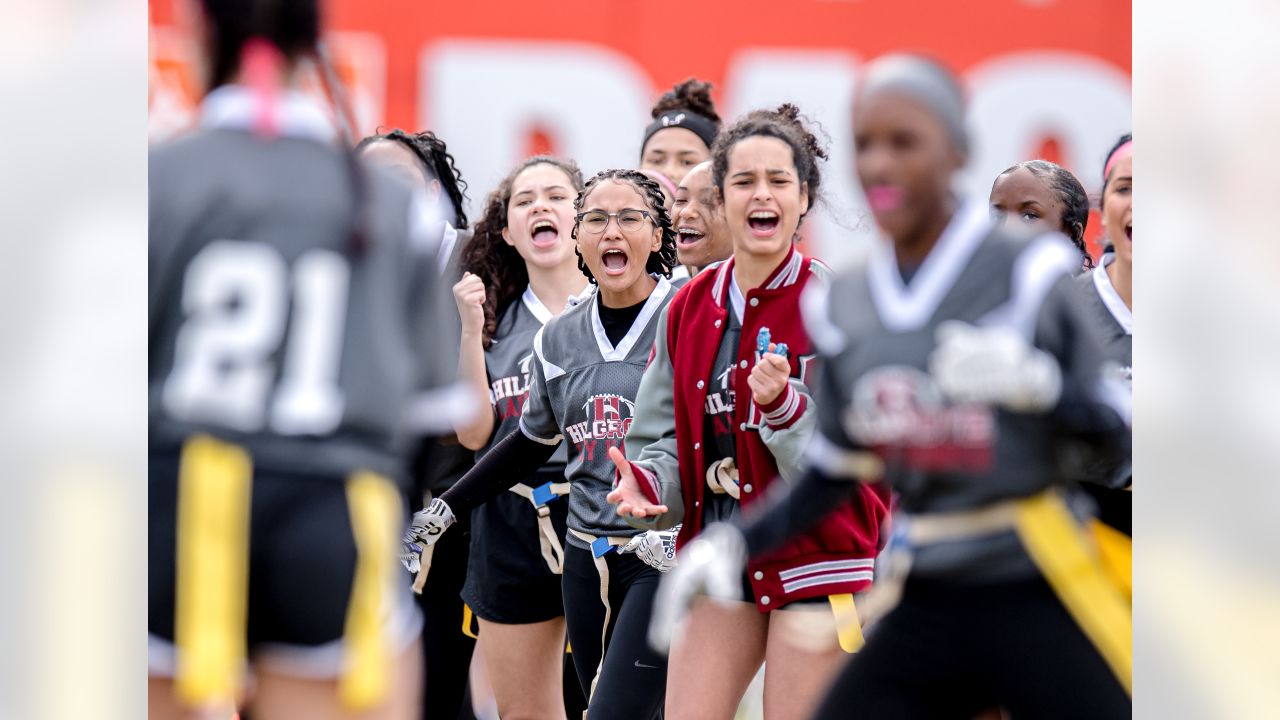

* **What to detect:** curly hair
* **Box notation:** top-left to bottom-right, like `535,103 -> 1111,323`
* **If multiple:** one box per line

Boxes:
460,156 -> 584,349
355,128 -> 470,229
995,159 -> 1093,269
710,103 -> 829,223
650,78 -> 721,124
571,169 -> 678,284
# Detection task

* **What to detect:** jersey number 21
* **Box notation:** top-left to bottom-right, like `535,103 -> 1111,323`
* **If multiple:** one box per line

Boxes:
163,240 -> 349,435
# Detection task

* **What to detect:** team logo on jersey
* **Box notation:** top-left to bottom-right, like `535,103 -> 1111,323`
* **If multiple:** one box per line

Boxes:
490,352 -> 535,420
565,393 -> 636,460
705,366 -> 735,411
844,366 -> 994,471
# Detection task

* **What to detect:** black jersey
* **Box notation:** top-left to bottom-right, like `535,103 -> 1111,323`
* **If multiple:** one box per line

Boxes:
479,287 -> 569,469
519,278 -> 675,547
804,202 -> 1130,581
149,86 -> 461,486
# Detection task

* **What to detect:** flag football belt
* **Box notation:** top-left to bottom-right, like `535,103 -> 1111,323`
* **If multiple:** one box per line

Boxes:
705,457 -> 740,499
567,527 -> 634,708
510,481 -> 571,573
861,489 -> 1131,694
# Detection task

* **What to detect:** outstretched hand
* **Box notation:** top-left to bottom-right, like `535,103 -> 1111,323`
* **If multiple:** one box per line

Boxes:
606,446 -> 669,519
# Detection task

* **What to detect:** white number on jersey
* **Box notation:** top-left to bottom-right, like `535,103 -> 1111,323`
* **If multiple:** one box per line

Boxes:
162,240 -> 350,435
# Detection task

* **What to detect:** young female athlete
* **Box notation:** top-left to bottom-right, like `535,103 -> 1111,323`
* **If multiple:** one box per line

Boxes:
356,128 -> 480,720
670,160 -> 734,276
148,1 -> 469,717
404,169 -> 680,719
607,104 -> 889,720
1074,135 -> 1133,541
640,78 -> 722,187
448,156 -> 590,720
989,159 -> 1094,270
651,54 -> 1133,719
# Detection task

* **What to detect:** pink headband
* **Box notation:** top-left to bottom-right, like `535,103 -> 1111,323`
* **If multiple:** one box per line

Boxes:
638,168 -> 678,199
1104,140 -> 1132,182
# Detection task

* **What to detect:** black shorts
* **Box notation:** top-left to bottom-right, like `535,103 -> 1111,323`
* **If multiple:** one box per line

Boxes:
148,438 -> 421,682
461,468 -> 569,624
1081,483 -> 1132,536
815,575 -> 1130,719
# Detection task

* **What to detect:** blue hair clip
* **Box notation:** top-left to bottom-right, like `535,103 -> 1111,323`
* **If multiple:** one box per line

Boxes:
775,343 -> 789,358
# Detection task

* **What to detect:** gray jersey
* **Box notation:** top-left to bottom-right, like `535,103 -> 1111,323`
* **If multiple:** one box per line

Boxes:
519,278 -> 675,547
804,202 -> 1129,581
149,86 -> 460,485
478,287 -> 567,469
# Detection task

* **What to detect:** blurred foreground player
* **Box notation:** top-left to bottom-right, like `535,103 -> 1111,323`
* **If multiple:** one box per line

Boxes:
148,1 -> 471,717
653,54 -> 1133,719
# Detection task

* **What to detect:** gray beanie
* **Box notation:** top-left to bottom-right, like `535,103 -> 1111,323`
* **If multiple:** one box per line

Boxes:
859,54 -> 969,157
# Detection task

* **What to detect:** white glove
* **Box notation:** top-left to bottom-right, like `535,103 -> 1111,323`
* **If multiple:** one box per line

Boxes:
619,525 -> 681,572
399,498 -> 456,573
929,320 -> 1062,412
400,536 -> 425,575
648,523 -> 746,654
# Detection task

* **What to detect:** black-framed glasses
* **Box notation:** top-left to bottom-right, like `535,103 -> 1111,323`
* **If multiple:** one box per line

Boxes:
575,208 -> 653,235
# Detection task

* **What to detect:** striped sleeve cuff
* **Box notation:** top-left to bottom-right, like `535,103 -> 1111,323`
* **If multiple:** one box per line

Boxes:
624,461 -> 662,505
759,384 -> 807,431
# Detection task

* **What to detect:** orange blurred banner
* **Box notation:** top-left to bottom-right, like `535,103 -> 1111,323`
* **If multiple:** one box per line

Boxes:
149,0 -> 1131,256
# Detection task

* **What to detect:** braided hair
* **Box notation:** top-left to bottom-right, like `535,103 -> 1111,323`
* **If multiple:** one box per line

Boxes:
461,157 -> 584,348
572,169 -> 678,284
355,129 -> 470,229
710,103 -> 829,224
995,159 -> 1093,269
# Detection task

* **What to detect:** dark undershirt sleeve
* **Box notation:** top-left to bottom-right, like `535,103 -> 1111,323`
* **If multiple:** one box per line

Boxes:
439,428 -> 559,514
737,465 -> 861,558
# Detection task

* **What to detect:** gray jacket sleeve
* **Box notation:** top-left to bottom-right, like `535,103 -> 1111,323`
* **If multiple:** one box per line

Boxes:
759,376 -> 818,485
621,308 -> 685,531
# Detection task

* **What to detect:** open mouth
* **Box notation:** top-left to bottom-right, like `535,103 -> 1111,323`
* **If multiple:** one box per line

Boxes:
747,210 -> 780,237
1125,223 -> 1132,242
601,249 -> 629,275
677,226 -> 705,246
530,219 -> 559,248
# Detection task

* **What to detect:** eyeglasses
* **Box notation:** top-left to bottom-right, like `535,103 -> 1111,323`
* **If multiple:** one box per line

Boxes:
575,208 -> 653,235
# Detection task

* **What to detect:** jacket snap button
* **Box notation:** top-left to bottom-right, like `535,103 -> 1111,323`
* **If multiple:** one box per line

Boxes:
743,484 -> 753,493
754,571 -> 764,580
761,595 -> 771,605
739,360 -> 748,369
749,297 -> 760,307
714,319 -> 722,328
693,442 -> 700,450
696,380 -> 705,389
